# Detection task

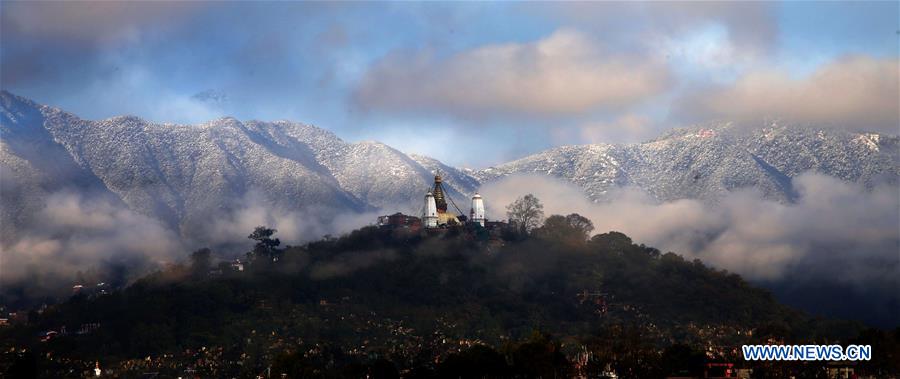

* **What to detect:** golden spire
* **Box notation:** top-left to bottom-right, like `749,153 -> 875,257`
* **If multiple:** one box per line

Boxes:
432,170 -> 447,212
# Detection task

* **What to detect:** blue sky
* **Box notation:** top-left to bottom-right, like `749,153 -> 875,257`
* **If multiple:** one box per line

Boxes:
2,1 -> 897,167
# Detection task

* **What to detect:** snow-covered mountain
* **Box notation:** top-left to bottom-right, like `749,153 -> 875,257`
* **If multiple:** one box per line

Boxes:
0,91 -> 470,242
475,123 -> 899,203
2,91 -> 898,243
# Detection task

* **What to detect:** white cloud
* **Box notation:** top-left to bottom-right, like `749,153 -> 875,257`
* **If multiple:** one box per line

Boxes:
355,29 -> 671,118
0,192 -> 184,291
676,56 -> 900,133
1,2 -> 204,46
574,114 -> 659,144
530,2 -> 778,62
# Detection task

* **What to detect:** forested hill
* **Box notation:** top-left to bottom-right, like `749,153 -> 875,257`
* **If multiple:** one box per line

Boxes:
3,223 -> 897,378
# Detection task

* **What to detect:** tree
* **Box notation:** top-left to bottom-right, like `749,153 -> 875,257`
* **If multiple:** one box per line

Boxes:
534,215 -> 569,240
4,351 -> 37,379
189,248 -> 212,279
533,213 -> 594,243
248,226 -> 281,261
438,345 -> 509,378
510,332 -> 571,378
565,213 -> 594,238
591,231 -> 633,252
659,344 -> 705,377
506,194 -> 544,234
367,358 -> 400,379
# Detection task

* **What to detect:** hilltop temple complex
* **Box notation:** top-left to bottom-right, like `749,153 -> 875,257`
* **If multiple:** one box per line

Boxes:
377,173 -> 494,231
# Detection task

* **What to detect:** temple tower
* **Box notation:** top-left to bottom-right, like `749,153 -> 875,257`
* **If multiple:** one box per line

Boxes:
431,174 -> 448,213
423,192 -> 438,228
470,193 -> 485,226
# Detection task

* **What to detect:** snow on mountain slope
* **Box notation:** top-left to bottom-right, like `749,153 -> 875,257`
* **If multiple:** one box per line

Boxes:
477,143 -> 628,201
475,122 -> 899,203
0,91 -> 473,242
1,92 -> 126,241
409,153 -> 480,200
248,120 -> 475,212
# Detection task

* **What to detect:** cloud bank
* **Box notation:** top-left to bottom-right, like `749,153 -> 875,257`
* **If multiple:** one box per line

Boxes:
0,189 -> 380,303
0,192 -> 184,300
355,29 -> 670,118
676,56 -> 900,133
191,191 -> 381,251
480,174 -> 898,283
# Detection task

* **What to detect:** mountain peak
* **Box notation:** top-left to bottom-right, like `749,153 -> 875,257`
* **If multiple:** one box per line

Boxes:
1,90 -> 42,114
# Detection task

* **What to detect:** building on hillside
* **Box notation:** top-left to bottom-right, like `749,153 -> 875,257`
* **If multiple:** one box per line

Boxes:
378,212 -> 423,229
376,172 -> 507,233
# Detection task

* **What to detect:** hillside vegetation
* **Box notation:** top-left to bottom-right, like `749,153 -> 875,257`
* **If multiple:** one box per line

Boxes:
3,218 -> 897,378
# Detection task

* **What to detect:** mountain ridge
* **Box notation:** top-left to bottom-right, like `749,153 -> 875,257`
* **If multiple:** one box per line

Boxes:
1,90 -> 898,244
0,91 -> 476,244
476,122 -> 898,203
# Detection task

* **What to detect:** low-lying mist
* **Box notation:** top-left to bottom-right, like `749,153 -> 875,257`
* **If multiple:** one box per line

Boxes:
184,190 -> 382,252
1,173 -> 897,326
0,189 -> 379,306
480,174 -> 900,327
0,191 -> 183,303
